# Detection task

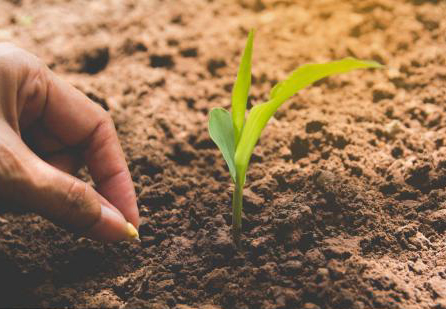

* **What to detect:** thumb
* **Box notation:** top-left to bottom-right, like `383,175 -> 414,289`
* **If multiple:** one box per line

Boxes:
31,161 -> 139,242
0,133 -> 138,242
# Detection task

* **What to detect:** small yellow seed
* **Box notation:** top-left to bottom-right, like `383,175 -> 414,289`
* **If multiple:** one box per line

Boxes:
126,222 -> 140,242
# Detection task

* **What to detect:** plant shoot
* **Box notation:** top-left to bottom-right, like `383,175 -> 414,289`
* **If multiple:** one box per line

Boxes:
208,31 -> 382,245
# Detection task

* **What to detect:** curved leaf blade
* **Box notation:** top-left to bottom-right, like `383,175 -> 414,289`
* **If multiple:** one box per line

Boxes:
235,57 -> 382,185
270,57 -> 382,102
208,108 -> 237,182
232,30 -> 254,146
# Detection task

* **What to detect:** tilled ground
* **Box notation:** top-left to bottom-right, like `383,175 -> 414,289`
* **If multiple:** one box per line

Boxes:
0,0 -> 446,308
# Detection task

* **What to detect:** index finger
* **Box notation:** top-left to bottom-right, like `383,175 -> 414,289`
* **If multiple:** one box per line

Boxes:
39,69 -> 139,227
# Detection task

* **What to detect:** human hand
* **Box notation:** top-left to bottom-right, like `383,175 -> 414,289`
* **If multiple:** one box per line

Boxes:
0,43 -> 139,242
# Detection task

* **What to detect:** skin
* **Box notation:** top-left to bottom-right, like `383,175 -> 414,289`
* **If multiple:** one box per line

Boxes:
0,43 -> 139,242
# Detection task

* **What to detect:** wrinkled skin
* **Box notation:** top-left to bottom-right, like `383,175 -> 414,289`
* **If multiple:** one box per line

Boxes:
0,43 -> 139,242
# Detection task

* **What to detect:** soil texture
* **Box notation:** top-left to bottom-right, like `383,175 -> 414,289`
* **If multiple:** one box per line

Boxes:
0,0 -> 446,308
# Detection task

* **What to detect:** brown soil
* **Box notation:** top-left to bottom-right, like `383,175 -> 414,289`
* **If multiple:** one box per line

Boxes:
1,0 -> 446,308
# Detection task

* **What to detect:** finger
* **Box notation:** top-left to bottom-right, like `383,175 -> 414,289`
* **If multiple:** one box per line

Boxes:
39,71 -> 139,227
0,128 -> 137,242
82,117 -> 140,227
32,164 -> 132,242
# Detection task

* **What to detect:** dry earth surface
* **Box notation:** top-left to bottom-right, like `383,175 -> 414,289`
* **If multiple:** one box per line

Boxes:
0,0 -> 446,308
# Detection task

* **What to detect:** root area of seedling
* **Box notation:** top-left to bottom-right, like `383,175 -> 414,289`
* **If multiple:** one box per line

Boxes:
0,0 -> 445,308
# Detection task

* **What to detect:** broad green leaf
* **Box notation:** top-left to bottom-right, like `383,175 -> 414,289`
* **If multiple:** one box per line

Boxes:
232,30 -> 254,146
234,57 -> 382,185
270,57 -> 382,102
208,108 -> 237,182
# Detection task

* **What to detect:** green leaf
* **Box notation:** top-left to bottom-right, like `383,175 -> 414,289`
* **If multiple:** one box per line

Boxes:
270,57 -> 382,102
234,57 -> 382,185
269,80 -> 283,100
208,108 -> 237,182
232,30 -> 254,146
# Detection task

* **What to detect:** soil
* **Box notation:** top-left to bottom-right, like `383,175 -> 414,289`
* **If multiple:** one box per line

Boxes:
0,0 -> 446,308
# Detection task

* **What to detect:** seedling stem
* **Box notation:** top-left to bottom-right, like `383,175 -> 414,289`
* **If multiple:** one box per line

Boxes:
232,178 -> 243,246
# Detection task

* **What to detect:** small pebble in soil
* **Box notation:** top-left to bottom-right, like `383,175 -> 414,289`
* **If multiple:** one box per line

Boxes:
314,170 -> 337,191
203,268 -> 229,292
427,276 -> 446,299
408,259 -> 428,275
175,305 -> 196,309
281,260 -> 302,275
250,236 -> 269,253
303,303 -> 321,309
384,120 -> 405,138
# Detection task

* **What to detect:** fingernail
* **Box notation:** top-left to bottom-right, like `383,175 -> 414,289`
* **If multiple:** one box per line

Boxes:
126,222 -> 140,241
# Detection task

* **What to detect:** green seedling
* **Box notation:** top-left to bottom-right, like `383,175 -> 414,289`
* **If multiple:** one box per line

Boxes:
208,30 -> 382,245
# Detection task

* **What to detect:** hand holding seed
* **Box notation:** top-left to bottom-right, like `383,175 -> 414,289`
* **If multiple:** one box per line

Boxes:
0,43 -> 140,242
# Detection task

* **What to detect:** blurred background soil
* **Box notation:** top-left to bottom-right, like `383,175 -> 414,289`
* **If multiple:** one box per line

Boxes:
0,0 -> 445,308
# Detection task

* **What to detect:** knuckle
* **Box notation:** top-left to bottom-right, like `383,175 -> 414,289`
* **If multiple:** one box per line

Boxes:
0,42 -> 48,85
94,112 -> 116,141
64,179 -> 88,211
24,61 -> 49,104
98,109 -> 114,127
62,180 -> 99,228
